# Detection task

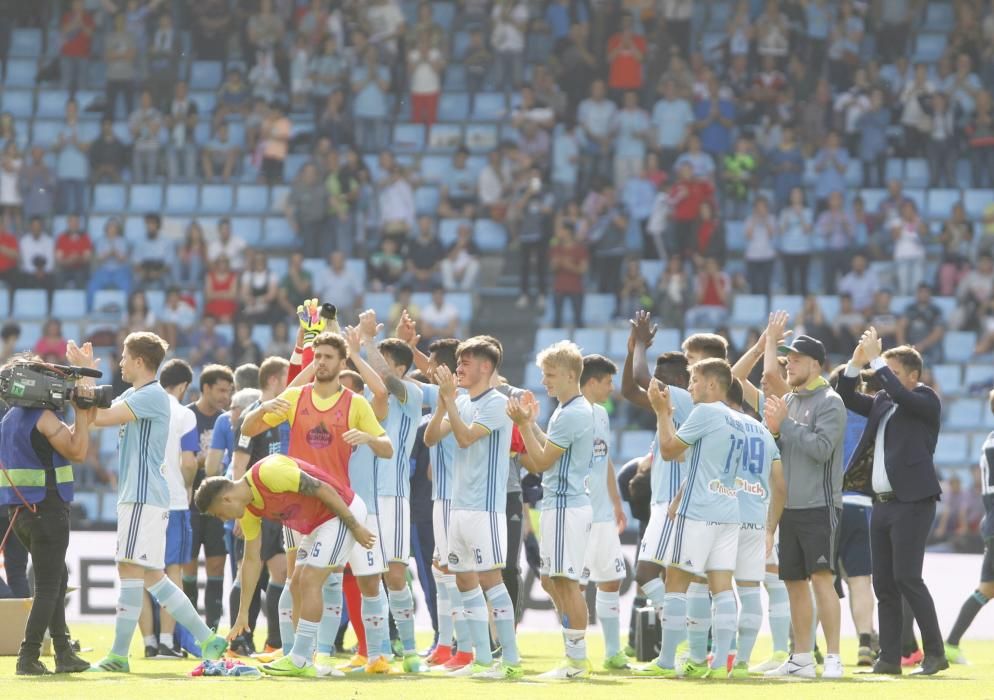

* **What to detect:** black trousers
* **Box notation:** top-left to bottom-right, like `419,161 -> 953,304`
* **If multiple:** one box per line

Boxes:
0,510 -> 30,597
503,492 -> 524,621
870,499 -> 943,664
10,493 -> 72,657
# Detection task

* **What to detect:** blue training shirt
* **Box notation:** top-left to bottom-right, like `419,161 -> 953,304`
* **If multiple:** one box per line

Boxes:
451,388 -> 511,512
115,381 -> 171,508
540,395 -> 594,511
675,401 -> 746,524
375,381 -> 423,500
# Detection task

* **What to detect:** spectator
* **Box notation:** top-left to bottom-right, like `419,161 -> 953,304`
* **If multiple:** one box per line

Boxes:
201,122 -> 241,183
551,121 -> 580,205
965,89 -> 994,188
937,202 -> 974,296
685,256 -> 730,328
654,254 -> 691,328
667,161 -> 714,259
265,319 -> 294,359
419,287 -> 460,344
207,218 -> 247,271
952,252 -> 994,331
692,200 -> 725,263
162,81 -> 198,182
173,221 -> 207,292
0,223 -> 20,304
607,13 -> 646,98
755,0 -> 790,59
284,162 -> 328,258
616,257 -> 651,319
86,217 -> 131,309
651,78 -> 695,169
248,49 -> 282,103
147,12 -> 179,109
259,102 -> 291,186
274,251 -> 313,317
159,286 -> 197,348
367,237 -> 405,291
123,290 -> 156,333
104,12 -> 137,119
837,252 -> 878,313
203,255 -> 238,322
897,283 -> 945,364
899,63 -> 934,157
857,88 -> 890,187
554,23 -> 597,116
514,166 -> 555,308
832,292 -> 866,352
622,154 -> 661,257
59,0 -> 94,93
976,204 -> 994,257
33,319 -> 67,361
54,214 -> 92,289
491,0 -> 528,93
440,223 -> 481,292
19,216 -> 55,304
721,136 -> 756,219
17,146 -> 56,224
324,149 -> 357,256
875,0 -> 913,63
0,141 -> 22,232
925,92 -> 959,188
812,131 -> 849,208
577,79 -> 618,194
548,211 -> 588,327
317,251 -> 362,320
315,90 -> 353,147
215,69 -> 252,122
586,183 -> 628,294
363,0 -> 406,63
463,27 -> 493,111
405,216 -> 444,291
387,285 -> 419,329
134,212 -> 172,289
407,2 -> 444,52
0,323 -> 21,362
778,186 -> 814,295
0,114 -> 16,151
613,91 -> 650,188
89,117 -> 128,183
544,0 -> 585,41
352,47 -> 391,153
827,16 -> 861,90
867,289 -> 900,348
438,147 -> 477,219
743,195 -> 778,296
309,36 -> 346,118
816,190 -> 854,292
890,200 -> 928,295
798,79 -> 833,156
377,156 -> 416,238
694,74 -> 736,158
802,0 -> 832,69
231,320 -> 263,367
191,0 -> 231,61
408,32 -> 444,131
51,99 -> 89,217
240,250 -> 279,324
129,90 -> 162,183
794,295 -> 836,350
659,0 -> 692,58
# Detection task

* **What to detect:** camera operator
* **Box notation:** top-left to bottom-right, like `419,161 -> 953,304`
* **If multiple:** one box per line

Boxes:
0,353 -> 94,675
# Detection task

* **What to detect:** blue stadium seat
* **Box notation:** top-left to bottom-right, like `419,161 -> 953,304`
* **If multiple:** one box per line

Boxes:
471,93 -> 506,121
944,331 -> 976,363
270,185 -> 290,214
262,218 -> 295,248
584,294 -> 616,325
164,184 -> 199,214
925,2 -> 956,32
190,61 -> 223,90
815,295 -> 841,319
731,294 -> 768,327
443,65 -> 466,91
30,120 -> 62,147
52,289 -> 87,320
452,31 -> 471,59
573,329 -> 607,355
963,364 -> 994,388
2,90 -> 34,118
236,185 -> 269,214
889,295 -> 912,313
726,221 -> 745,252
421,154 -> 453,182
934,433 -> 967,467
36,89 -> 70,118
438,218 -> 470,246
130,185 -> 163,211
904,159 -> 929,188
201,184 -> 234,214
607,328 -> 630,358
473,219 -> 507,252
285,154 -> 310,181
365,292 -> 392,320
6,59 -> 36,88
439,93 -> 470,121
844,159 -> 863,187
191,91 -> 216,113
15,321 -> 42,352
301,257 -> 325,280
639,260 -> 664,287
415,186 -> 440,215
619,431 -> 654,461
465,124 -> 498,152
268,256 -> 289,279
0,293 -> 9,317
124,216 -> 146,243
392,123 -> 425,152
426,124 -> 462,153
145,289 -> 166,314
251,324 -> 273,349
964,189 -> 988,220
432,1 -> 456,26
655,328 -> 682,353
92,289 -> 126,314
926,189 -> 959,220
231,217 -> 263,246
933,295 -> 957,318
346,259 -> 367,288
859,188 -> 886,212
948,399 -> 983,430
932,364 -> 961,395
770,294 -> 803,318
10,28 -> 42,57
12,290 -> 48,319
913,33 -> 947,63
523,363 -> 544,392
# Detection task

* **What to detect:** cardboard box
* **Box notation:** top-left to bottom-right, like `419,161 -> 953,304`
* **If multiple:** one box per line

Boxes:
0,598 -> 33,655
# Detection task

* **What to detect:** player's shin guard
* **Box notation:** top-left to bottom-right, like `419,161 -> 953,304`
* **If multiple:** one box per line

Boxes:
111,579 -> 145,657
764,573 -> 790,653
147,576 -> 212,642
947,590 -> 990,646
433,569 -> 453,648
711,590 -> 737,671
657,592 -> 687,669
486,583 -> 520,665
362,593 -> 387,660
595,589 -> 622,658
317,573 -> 343,654
279,583 -> 295,655
686,582 -> 711,663
736,586 -> 762,665
205,576 -> 224,630
265,582 -> 284,649
461,586 -> 493,665
388,586 -> 416,655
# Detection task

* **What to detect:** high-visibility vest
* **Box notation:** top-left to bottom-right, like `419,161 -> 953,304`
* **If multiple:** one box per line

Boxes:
0,407 -> 74,506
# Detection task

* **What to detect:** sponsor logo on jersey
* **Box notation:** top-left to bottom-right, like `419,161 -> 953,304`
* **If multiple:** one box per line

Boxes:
306,423 -> 332,449
707,479 -> 738,498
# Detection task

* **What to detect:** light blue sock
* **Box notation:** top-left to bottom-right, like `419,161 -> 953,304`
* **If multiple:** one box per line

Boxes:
445,579 -> 471,650
111,579 -> 144,657
641,577 -> 666,611
317,573 -> 343,654
279,582 -> 295,655
433,569 -> 453,647
485,582 -> 520,665
290,618 -> 318,667
656,592 -> 686,669
710,590 -> 738,671
147,576 -> 211,642
595,589 -> 622,658
388,586 -> 416,655
564,627 -> 587,662
765,573 -> 790,654
736,586 -> 763,665
461,586 -> 492,665
362,593 -> 388,661
686,581 -> 711,664
378,587 -> 392,656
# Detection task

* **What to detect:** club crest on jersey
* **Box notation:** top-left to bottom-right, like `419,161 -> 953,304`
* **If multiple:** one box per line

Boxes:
306,423 -> 332,449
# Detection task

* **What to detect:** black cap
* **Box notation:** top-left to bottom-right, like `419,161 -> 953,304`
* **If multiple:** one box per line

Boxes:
778,335 -> 826,364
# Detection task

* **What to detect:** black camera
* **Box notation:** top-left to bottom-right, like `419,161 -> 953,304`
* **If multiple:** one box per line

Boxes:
0,361 -> 114,411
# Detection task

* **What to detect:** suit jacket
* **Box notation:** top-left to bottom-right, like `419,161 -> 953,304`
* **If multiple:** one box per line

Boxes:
837,365 -> 942,503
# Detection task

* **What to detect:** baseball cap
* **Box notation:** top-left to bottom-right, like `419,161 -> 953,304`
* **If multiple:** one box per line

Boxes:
778,334 -> 826,364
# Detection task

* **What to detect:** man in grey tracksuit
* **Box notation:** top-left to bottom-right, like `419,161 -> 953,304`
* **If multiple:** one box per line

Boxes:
764,335 -> 847,679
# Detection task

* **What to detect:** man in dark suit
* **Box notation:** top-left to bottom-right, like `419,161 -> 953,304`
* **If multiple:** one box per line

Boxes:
836,327 -> 947,676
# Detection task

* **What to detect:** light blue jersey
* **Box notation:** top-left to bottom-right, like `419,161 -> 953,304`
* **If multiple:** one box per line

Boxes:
735,413 -> 780,526
675,401 -> 746,524
589,403 -> 614,523
116,381 -> 171,508
422,383 -> 458,502
375,381 -> 423,500
349,388 -> 378,515
451,388 -> 512,512
651,385 -> 694,504
540,395 -> 593,511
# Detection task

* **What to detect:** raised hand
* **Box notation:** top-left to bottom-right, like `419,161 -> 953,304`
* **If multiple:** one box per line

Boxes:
629,309 -> 658,348
766,310 -> 791,346
297,298 -> 326,345
343,325 -> 362,356
860,326 -> 882,362
357,309 -> 383,341
66,340 -> 98,369
764,394 -> 788,434
647,379 -> 671,416
506,395 -> 536,425
435,364 -> 457,399
395,309 -> 419,346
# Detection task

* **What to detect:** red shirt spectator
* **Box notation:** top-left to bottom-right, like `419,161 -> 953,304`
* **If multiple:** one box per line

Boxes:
60,1 -> 95,58
0,228 -> 18,273
607,16 -> 646,91
668,163 -> 715,222
55,220 -> 93,288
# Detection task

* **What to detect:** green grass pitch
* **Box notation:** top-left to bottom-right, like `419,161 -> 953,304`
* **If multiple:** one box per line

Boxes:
1,625 -> 992,699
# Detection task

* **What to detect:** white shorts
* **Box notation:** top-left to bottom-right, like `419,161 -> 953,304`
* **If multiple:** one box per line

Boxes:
766,529 -> 780,568
735,523 -> 766,582
377,495 -> 411,564
283,525 -> 302,551
638,502 -> 676,566
296,496 -> 368,570
582,520 -> 626,584
116,502 -> 169,570
539,505 -> 592,580
347,511 -> 387,576
447,509 -> 507,573
432,499 -> 452,565
664,516 -> 738,575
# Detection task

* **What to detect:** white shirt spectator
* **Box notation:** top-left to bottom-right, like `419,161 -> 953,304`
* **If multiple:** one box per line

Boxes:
318,263 -> 363,313
366,0 -> 405,53
478,162 -> 504,205
578,97 -> 618,143
421,297 -> 460,335
408,47 -> 443,93
379,175 -> 416,230
837,271 -> 879,312
20,232 -> 55,273
207,234 -> 247,270
161,296 -> 197,331
490,2 -> 528,52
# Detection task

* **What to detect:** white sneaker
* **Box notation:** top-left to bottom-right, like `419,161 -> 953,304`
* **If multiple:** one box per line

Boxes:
821,654 -> 843,679
536,659 -> 591,680
750,651 -> 789,674
315,664 -> 345,678
764,654 -> 816,678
